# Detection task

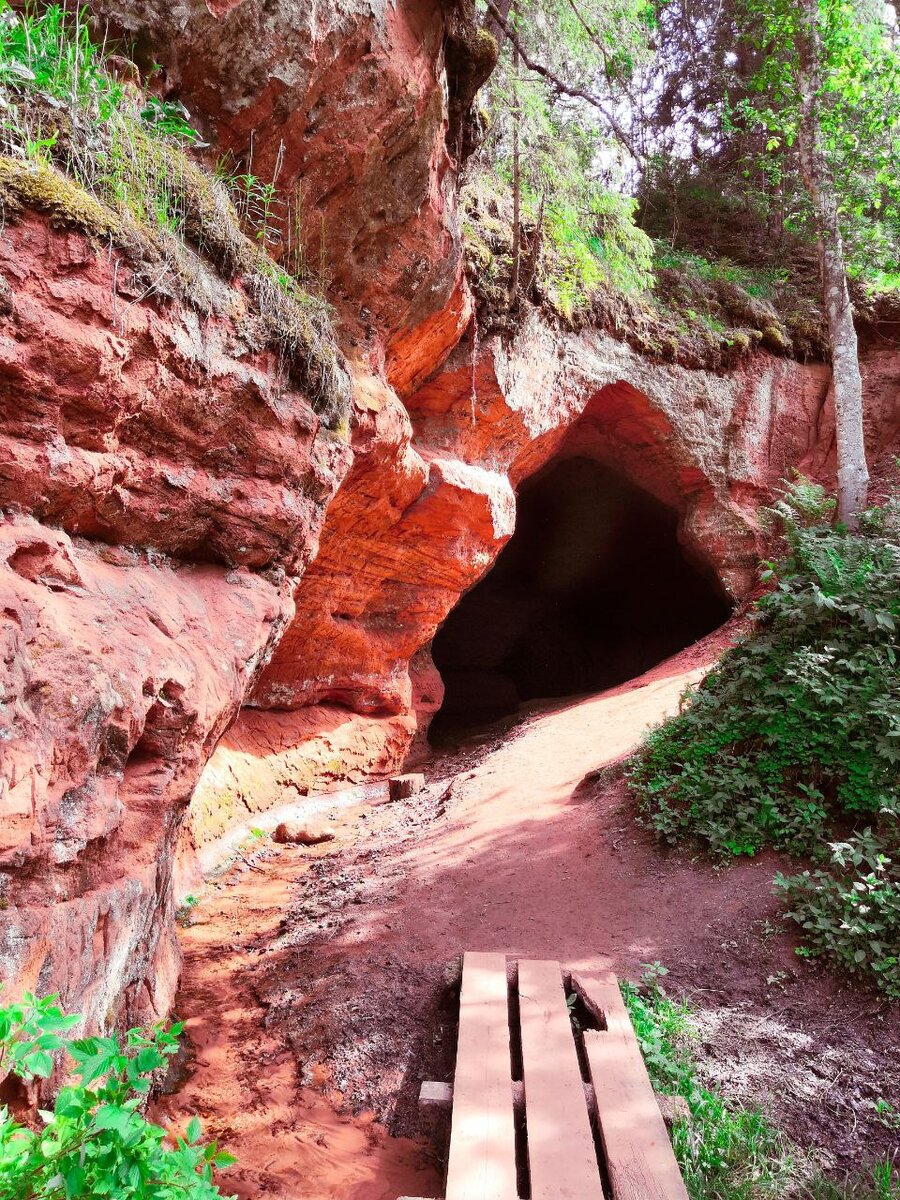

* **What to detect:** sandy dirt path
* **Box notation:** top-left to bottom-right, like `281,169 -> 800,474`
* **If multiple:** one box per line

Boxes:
155,637 -> 899,1197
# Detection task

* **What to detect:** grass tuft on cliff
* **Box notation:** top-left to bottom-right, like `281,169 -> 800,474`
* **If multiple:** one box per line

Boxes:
0,2 -> 349,427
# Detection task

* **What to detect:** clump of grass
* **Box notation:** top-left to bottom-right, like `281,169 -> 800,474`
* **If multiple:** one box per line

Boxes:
622,965 -> 899,1199
652,244 -> 827,361
0,2 -> 349,425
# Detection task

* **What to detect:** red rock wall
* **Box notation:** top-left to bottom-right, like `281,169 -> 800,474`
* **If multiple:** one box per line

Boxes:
189,309 -> 900,853
85,0 -> 470,372
4,0 -> 900,1037
0,215 -> 349,1032
1,0 -> 478,1028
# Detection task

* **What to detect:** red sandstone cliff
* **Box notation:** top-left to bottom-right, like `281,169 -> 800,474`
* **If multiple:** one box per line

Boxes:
2,0 -> 899,1036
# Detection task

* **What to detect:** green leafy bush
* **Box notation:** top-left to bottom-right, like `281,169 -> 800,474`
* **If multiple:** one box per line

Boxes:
629,480 -> 900,992
775,831 -> 900,998
631,483 -> 900,854
0,993 -> 235,1200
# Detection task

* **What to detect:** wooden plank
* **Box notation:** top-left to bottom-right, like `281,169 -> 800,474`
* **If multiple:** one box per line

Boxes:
419,1080 -> 453,1108
569,972 -> 629,1030
576,974 -> 689,1200
445,951 -> 518,1200
517,959 -> 605,1200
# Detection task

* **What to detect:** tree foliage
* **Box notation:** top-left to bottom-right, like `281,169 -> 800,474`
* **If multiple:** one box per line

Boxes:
470,0 -> 657,310
733,0 -> 900,273
474,0 -> 900,300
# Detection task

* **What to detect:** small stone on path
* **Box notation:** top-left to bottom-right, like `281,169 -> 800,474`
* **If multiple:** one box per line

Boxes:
273,821 -> 336,845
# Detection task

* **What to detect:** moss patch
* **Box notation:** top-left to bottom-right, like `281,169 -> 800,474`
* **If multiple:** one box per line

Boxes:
0,151 -> 348,425
0,0 -> 349,426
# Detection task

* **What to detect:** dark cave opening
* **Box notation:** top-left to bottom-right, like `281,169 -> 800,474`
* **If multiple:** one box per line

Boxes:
429,456 -> 732,742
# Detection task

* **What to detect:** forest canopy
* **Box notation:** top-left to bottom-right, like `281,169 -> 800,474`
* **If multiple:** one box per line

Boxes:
469,0 -> 900,520
469,0 -> 900,294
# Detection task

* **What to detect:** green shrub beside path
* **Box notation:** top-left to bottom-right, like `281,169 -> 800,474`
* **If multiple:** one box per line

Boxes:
629,480 -> 900,996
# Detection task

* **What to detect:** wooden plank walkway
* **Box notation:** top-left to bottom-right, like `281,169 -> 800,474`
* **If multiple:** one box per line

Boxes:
444,952 -> 518,1200
518,959 -> 605,1200
406,956 -> 689,1200
576,972 -> 690,1200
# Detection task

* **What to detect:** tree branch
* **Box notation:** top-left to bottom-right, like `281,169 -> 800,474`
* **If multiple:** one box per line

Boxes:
482,0 -> 641,160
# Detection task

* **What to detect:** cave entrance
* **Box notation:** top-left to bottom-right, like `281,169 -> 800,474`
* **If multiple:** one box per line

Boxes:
429,455 -> 732,742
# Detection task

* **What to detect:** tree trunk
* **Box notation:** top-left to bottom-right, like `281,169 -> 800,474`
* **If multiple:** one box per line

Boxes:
796,0 -> 868,526
484,0 -> 514,43
510,4 -> 521,300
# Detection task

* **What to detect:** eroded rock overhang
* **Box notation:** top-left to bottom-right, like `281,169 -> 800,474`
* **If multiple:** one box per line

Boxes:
189,306 -> 900,852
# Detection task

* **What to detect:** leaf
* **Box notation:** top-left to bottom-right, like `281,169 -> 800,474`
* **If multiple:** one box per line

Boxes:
24,1049 -> 55,1078
64,1166 -> 86,1196
93,1104 -> 135,1135
186,1115 -> 202,1144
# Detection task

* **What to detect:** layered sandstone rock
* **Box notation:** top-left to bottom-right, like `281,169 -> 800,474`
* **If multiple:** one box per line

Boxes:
188,307 -> 900,854
184,369 -> 515,848
0,516 -> 292,1033
0,213 -> 349,1030
2,0 -> 485,1024
86,0 -> 488,376
0,213 -> 350,571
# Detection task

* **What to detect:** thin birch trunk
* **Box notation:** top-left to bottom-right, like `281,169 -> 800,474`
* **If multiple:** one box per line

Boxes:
796,0 -> 869,526
510,5 -> 521,301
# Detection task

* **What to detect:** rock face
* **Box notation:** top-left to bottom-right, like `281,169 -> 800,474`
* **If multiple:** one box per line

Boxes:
0,214 -> 348,1032
0,213 -> 349,571
86,0 -> 485,379
3,0 -> 900,1040
0,515 -> 291,1033
189,308 -> 900,851
0,0 -> 490,1025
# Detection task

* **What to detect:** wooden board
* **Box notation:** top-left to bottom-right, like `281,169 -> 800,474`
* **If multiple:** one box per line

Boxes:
577,975 -> 689,1200
517,959 -> 606,1200
445,952 -> 518,1200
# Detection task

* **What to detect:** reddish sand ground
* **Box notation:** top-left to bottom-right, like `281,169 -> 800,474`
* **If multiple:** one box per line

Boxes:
151,827 -> 438,1200
153,632 -> 899,1197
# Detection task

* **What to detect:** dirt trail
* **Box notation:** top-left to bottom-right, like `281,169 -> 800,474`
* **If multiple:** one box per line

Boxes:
151,815 -> 438,1200
156,635 -> 900,1197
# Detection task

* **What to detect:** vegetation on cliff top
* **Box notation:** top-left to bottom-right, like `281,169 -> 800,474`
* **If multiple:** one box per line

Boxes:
462,173 -> 826,369
0,2 -> 349,427
630,479 -> 900,997
467,0 -> 900,388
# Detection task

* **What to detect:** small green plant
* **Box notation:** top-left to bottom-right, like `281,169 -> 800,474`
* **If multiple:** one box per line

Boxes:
175,893 -> 201,928
874,1099 -> 900,1132
0,994 -> 235,1198
775,831 -> 900,998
